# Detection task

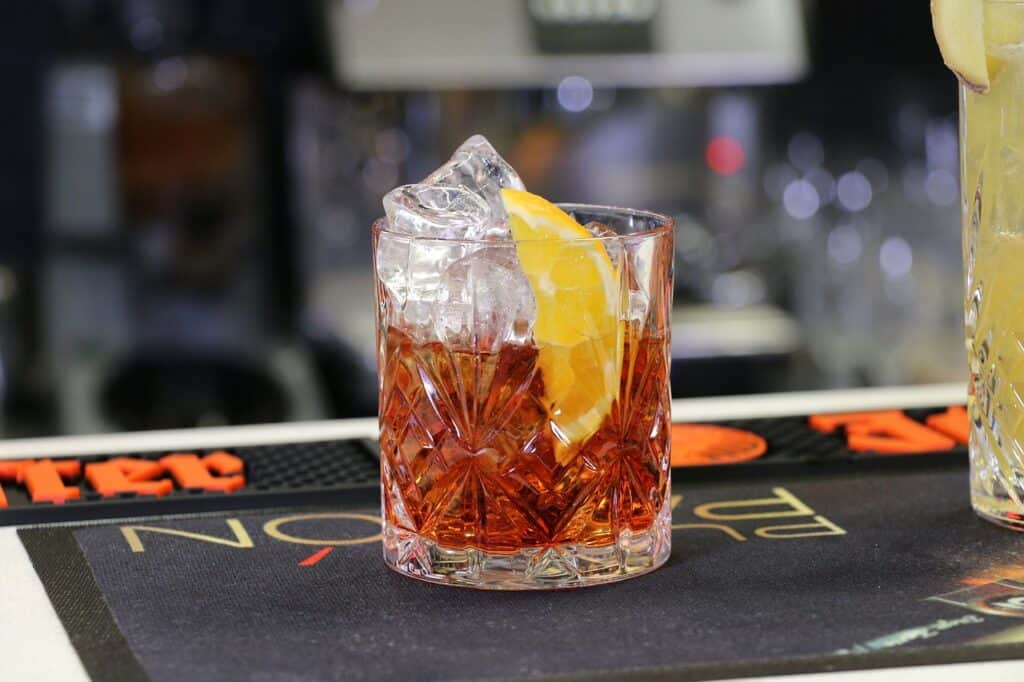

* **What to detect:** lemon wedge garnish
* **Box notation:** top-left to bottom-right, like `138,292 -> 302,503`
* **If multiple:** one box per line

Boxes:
932,0 -> 990,92
501,188 -> 621,463
932,0 -> 1024,93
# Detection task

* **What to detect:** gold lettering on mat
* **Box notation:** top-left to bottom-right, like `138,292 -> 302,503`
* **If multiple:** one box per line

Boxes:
693,487 -> 814,520
121,519 -> 254,553
675,487 -> 846,541
755,514 -> 847,539
115,489 -> 845,553
262,513 -> 382,546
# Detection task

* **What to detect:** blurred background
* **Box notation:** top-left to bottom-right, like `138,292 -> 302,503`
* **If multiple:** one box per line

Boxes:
0,0 -> 962,438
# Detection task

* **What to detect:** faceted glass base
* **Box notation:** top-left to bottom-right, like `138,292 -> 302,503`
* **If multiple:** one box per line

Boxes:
382,507 -> 672,590
969,436 -> 1024,531
972,493 -> 1024,532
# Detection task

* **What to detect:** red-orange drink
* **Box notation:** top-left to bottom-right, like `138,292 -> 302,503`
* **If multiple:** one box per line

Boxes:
375,198 -> 673,589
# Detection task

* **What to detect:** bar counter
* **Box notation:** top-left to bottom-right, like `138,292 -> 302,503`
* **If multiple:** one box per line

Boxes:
5,383 -> 1024,682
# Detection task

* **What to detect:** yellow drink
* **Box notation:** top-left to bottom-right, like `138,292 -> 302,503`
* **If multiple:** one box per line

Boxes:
962,2 -> 1024,528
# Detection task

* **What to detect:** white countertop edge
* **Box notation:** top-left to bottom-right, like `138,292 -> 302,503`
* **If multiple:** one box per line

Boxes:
0,527 -> 90,681
0,383 -> 966,459
0,417 -> 380,459
671,382 -> 966,422
734,658 -> 1024,682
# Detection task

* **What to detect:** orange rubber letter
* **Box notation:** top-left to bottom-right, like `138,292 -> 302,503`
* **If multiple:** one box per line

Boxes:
810,410 -> 956,454
85,458 -> 174,497
159,452 -> 245,493
925,406 -> 969,445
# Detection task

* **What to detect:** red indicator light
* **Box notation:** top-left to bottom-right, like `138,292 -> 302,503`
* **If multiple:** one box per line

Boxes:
705,136 -> 746,176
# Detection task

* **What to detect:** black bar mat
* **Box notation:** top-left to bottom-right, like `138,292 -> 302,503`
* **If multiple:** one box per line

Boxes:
19,527 -> 148,682
20,459 -> 1024,681
0,439 -> 380,526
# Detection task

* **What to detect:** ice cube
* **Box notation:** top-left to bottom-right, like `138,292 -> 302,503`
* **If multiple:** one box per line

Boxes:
581,220 -> 626,275
436,246 -> 535,350
425,135 -> 526,236
383,183 -> 491,240
626,289 -> 649,324
376,137 -> 536,342
375,232 -> 410,307
375,231 -> 469,335
583,221 -> 618,239
407,239 -> 467,300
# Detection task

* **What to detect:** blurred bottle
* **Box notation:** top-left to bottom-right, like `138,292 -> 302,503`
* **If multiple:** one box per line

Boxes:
38,0 -> 319,433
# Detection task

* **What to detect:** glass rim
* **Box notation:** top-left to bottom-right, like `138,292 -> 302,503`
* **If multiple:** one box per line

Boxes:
372,201 -> 674,245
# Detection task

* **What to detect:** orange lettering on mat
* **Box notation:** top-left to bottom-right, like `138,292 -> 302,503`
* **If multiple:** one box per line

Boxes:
203,451 -> 245,476
0,461 -> 32,507
0,460 -> 30,481
85,458 -> 174,497
19,459 -> 82,503
925,406 -> 969,445
159,452 -> 245,493
809,410 -> 956,454
670,424 -> 767,467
